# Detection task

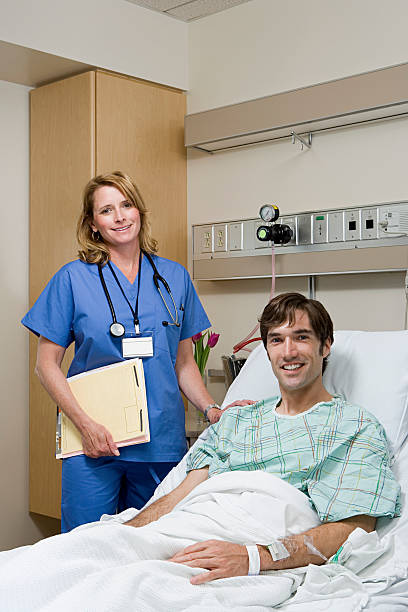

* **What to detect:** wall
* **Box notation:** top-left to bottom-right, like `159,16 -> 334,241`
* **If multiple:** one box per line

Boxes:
0,0 -> 187,89
0,80 -> 60,549
187,0 -> 408,405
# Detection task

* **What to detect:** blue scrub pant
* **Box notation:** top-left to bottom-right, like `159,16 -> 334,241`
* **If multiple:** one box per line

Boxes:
61,456 -> 178,533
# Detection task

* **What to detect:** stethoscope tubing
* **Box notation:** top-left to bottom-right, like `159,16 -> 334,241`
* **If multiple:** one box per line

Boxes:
98,251 -> 180,337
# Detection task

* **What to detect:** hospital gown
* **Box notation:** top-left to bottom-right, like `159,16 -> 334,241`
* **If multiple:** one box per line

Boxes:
186,396 -> 401,522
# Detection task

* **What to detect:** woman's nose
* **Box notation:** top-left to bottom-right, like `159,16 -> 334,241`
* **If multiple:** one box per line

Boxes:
113,208 -> 125,222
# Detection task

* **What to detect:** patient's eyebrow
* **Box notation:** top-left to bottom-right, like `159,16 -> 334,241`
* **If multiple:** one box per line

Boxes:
267,328 -> 313,338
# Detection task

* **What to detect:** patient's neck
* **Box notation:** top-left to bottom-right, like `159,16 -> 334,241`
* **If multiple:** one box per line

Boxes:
276,380 -> 332,416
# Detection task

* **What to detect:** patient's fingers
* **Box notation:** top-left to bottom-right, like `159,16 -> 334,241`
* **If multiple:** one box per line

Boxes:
170,539 -> 218,559
169,540 -> 249,583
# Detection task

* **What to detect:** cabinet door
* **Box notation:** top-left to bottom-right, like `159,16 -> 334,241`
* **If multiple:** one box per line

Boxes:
29,72 -> 95,518
95,71 -> 187,265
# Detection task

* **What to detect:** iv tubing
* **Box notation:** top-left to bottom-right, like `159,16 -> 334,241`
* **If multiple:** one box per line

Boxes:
233,243 -> 275,354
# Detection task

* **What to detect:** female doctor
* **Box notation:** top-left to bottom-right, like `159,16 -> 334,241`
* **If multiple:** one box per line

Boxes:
22,171 -> 226,532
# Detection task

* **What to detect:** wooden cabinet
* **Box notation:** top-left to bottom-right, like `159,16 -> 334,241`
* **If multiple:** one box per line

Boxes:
29,71 -> 186,518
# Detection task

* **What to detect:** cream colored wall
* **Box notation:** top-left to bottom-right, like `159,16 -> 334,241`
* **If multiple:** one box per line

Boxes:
0,80 -> 60,550
188,0 -> 408,112
187,0 -> 408,405
0,0 -> 187,89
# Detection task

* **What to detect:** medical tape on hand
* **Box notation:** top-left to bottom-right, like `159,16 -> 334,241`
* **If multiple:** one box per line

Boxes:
245,544 -> 260,575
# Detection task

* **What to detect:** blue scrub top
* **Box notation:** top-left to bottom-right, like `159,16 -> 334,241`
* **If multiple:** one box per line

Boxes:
22,255 -> 211,463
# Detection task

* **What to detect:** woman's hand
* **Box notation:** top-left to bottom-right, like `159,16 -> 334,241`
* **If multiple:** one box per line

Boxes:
206,407 -> 222,425
79,419 -> 120,458
221,399 -> 256,413
207,399 -> 256,424
36,337 -> 120,459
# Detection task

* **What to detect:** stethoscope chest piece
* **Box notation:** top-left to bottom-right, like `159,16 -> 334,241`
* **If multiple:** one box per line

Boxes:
110,322 -> 125,338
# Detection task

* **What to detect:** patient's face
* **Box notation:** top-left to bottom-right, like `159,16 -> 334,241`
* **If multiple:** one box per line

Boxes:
266,310 -> 331,394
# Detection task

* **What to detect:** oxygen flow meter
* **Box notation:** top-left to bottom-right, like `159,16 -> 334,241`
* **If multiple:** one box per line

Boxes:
256,204 -> 293,245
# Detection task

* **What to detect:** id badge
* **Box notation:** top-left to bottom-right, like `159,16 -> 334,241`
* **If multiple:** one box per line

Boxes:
122,333 -> 154,358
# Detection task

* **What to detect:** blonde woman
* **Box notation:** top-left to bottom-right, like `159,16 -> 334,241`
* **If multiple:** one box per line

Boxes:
22,171 -> 225,532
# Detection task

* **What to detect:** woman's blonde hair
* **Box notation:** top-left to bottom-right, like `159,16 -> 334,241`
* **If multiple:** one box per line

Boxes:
77,170 -> 158,265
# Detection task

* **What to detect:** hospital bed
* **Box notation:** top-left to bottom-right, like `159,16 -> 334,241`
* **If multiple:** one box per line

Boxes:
2,330 -> 407,611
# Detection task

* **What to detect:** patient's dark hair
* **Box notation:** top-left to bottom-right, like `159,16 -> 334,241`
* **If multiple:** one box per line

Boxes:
259,292 -> 334,374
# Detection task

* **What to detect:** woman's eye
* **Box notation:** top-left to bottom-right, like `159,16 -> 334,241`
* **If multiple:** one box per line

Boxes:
100,208 -> 110,214
123,201 -> 132,208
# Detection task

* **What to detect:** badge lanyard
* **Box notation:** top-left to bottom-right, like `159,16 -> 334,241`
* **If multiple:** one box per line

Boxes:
107,252 -> 143,335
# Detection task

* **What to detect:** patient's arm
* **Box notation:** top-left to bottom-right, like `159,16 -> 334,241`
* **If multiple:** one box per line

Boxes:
170,514 -> 376,584
125,467 -> 209,527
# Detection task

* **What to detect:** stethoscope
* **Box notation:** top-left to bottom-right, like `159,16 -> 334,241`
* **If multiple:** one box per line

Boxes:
98,250 -> 180,338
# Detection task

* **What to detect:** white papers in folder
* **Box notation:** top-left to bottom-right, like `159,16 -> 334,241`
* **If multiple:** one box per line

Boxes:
56,358 -> 150,459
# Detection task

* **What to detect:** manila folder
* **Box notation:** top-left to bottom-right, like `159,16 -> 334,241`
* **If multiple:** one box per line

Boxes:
57,358 -> 149,459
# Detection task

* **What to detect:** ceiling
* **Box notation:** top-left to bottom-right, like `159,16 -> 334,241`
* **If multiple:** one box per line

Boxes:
125,0 -> 253,22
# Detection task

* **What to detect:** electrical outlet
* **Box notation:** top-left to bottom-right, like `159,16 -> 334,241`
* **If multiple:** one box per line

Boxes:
213,224 -> 227,252
195,225 -> 213,253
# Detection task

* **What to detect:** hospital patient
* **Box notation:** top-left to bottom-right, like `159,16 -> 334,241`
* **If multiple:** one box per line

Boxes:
124,292 -> 400,583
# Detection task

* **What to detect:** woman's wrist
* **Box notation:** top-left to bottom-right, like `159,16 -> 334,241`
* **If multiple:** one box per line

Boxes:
203,403 -> 221,422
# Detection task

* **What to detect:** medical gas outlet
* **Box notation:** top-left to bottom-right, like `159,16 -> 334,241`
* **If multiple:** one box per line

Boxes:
193,201 -> 408,265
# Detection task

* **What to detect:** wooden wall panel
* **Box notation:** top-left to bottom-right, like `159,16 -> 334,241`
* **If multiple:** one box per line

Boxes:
29,72 -> 95,518
95,71 -> 187,266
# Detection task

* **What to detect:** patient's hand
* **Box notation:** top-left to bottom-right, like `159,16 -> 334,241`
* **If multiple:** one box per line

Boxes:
169,540 -> 248,584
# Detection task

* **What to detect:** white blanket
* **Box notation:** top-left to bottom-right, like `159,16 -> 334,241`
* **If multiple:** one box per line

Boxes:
0,471 -> 400,611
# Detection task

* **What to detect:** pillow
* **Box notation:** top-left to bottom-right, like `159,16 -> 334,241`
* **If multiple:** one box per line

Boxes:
221,330 -> 408,458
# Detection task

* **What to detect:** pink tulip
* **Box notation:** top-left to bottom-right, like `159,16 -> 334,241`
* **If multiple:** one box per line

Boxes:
192,332 -> 202,343
207,332 -> 220,348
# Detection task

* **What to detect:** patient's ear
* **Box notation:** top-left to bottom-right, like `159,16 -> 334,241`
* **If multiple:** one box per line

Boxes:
322,339 -> 331,358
